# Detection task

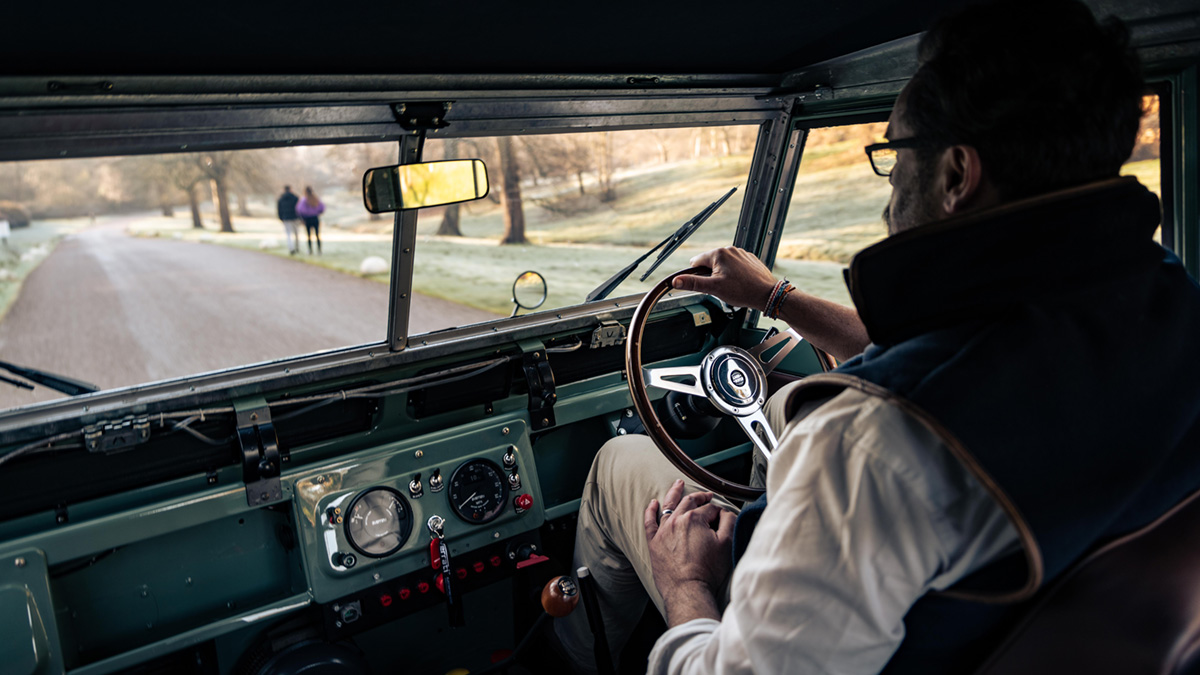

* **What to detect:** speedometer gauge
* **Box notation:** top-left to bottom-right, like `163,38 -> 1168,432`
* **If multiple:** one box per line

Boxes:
345,487 -> 413,558
449,459 -> 509,524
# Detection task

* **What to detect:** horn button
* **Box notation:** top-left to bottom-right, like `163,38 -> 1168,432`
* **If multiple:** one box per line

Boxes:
701,347 -> 766,416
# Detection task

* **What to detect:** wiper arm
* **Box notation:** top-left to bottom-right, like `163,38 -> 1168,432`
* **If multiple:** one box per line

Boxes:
638,187 -> 737,282
0,360 -> 100,397
586,187 -> 737,303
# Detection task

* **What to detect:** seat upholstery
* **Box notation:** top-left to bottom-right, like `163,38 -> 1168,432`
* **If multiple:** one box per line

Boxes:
976,489 -> 1200,675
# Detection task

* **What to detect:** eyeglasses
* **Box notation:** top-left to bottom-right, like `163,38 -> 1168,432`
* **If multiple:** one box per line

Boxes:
863,138 -> 940,177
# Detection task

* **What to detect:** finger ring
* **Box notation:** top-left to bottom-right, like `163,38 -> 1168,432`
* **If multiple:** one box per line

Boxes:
660,508 -> 674,518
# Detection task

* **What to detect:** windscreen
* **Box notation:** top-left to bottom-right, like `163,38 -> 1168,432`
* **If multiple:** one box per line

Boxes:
412,126 -> 757,328
0,142 -> 410,411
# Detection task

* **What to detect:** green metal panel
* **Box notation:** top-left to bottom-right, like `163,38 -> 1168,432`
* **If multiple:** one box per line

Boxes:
0,549 -> 62,675
69,594 -> 311,675
51,508 -> 304,670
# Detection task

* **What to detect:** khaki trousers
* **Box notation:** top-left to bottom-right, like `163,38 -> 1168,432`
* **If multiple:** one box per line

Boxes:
554,380 -> 802,672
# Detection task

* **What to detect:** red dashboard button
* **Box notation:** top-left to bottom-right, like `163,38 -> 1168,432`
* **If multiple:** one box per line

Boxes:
398,587 -> 411,600
514,493 -> 534,513
417,581 -> 430,594
379,593 -> 393,607
473,561 -> 486,574
489,555 -> 503,568
456,567 -> 468,580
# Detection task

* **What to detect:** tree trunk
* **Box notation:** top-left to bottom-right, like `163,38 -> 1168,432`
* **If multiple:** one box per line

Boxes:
652,133 -> 669,164
576,171 -> 586,196
437,204 -> 462,236
495,136 -> 527,245
211,178 -> 234,233
236,192 -> 251,217
188,184 -> 204,229
596,132 -> 616,202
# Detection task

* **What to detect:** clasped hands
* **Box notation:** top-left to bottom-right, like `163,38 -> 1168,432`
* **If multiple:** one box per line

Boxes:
644,478 -> 736,627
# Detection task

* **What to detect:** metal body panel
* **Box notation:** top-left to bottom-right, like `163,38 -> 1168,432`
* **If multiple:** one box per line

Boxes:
0,549 -> 62,675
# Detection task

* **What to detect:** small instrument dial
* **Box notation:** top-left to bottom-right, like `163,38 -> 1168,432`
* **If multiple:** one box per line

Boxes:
448,458 -> 509,524
344,487 -> 413,558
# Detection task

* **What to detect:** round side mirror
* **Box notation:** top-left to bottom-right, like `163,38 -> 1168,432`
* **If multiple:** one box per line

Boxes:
511,271 -> 547,317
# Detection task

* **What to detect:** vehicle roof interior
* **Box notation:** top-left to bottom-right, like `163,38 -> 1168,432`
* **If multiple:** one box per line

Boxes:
4,0 -> 1194,79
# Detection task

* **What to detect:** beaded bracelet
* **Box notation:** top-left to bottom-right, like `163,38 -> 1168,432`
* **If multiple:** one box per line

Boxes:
764,279 -> 795,319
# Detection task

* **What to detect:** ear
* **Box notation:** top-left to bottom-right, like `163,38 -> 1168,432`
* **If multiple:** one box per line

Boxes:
937,144 -> 987,215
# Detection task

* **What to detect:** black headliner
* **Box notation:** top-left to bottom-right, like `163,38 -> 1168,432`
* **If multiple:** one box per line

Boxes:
6,1 -> 963,76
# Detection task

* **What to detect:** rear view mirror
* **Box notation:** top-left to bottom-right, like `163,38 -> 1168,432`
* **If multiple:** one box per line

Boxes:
362,159 -> 489,213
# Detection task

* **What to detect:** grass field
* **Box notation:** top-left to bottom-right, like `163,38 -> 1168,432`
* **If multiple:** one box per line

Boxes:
120,151 -> 1166,317
0,217 -> 93,320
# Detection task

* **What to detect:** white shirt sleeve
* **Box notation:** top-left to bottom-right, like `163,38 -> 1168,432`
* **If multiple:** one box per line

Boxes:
648,389 -> 1019,675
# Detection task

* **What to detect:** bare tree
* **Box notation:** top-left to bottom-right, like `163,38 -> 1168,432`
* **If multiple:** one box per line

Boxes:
327,142 -> 396,222
595,132 -> 616,202
162,157 -> 206,228
194,153 -> 234,232
495,136 -> 527,245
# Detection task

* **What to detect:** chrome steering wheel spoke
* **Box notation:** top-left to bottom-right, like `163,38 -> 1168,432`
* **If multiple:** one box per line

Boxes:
746,329 -> 802,376
732,408 -> 777,463
644,365 -> 706,398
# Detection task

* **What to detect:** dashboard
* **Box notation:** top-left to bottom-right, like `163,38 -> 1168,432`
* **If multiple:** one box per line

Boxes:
292,418 -> 546,636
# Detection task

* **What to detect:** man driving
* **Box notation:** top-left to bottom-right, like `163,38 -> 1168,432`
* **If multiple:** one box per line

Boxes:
554,0 -> 1200,673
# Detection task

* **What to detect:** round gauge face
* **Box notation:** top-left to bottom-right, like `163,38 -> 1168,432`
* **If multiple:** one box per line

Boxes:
344,488 -> 413,558
449,458 -> 509,524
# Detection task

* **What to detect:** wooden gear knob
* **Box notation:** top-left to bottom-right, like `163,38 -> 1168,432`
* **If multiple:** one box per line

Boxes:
541,575 -> 581,617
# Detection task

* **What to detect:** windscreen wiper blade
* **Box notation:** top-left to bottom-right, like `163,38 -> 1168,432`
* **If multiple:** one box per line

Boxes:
0,360 -> 100,396
585,187 -> 737,303
638,187 -> 737,282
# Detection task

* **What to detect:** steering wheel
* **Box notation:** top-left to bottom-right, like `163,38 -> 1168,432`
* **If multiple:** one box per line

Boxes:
625,267 -> 804,501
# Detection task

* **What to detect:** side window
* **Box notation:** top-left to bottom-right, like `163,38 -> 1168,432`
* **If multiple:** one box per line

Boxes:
770,120 -> 889,315
1122,93 -> 1162,242
768,94 -> 1164,328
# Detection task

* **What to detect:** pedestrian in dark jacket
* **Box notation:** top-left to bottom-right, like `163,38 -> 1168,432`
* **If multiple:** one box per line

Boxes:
277,186 -> 301,255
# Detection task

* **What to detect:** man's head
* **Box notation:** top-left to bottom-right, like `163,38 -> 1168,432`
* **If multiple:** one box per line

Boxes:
882,0 -> 1144,234
283,185 -> 293,193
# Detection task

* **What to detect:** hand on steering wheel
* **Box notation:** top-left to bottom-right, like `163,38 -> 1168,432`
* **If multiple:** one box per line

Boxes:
625,267 -> 803,501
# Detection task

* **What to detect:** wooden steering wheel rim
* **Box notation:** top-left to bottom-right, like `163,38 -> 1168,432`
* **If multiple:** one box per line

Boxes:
625,267 -> 765,502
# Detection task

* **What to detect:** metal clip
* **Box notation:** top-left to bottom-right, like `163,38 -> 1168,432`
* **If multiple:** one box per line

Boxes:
590,320 -> 627,349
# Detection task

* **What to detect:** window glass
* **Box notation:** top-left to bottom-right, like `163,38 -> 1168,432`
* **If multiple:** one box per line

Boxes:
1122,94 -> 1162,242
771,121 -> 890,316
0,143 -> 410,410
769,92 -> 1164,328
413,126 -> 756,328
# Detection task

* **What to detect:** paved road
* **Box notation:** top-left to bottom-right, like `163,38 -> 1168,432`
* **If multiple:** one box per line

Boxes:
0,217 -> 500,409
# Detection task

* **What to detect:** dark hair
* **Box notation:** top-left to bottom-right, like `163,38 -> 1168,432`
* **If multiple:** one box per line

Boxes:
904,0 -> 1144,199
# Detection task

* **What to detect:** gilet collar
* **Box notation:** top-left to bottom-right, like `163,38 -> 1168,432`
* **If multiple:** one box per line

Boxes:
847,177 -> 1163,346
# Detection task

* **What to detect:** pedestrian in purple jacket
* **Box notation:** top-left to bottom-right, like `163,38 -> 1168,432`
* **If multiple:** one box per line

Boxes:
296,187 -> 325,254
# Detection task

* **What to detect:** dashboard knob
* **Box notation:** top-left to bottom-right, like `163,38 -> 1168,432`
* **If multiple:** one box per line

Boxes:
541,575 -> 580,617
507,468 -> 521,491
514,493 -> 534,514
503,446 -> 518,468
